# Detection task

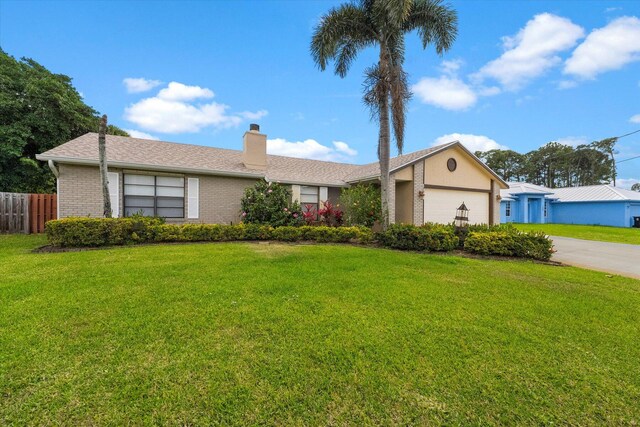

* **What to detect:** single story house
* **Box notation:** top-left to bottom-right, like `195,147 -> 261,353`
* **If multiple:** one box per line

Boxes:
36,124 -> 508,226
500,182 -> 640,228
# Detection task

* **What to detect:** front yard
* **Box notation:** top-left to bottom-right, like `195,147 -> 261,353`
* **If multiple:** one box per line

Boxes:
1,235 -> 639,425
514,223 -> 640,245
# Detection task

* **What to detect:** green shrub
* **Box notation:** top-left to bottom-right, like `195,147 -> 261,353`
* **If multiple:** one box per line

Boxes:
453,222 -> 520,247
339,184 -> 381,227
46,216 -> 164,247
464,231 -> 553,261
376,224 -> 459,252
240,179 -> 303,227
46,218 -> 372,247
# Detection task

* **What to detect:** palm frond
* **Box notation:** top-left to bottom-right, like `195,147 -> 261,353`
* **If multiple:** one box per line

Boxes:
310,3 -> 376,77
389,65 -> 410,154
403,0 -> 458,55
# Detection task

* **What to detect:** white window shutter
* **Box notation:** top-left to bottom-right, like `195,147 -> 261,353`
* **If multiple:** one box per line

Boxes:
108,172 -> 119,217
188,178 -> 199,219
319,186 -> 328,202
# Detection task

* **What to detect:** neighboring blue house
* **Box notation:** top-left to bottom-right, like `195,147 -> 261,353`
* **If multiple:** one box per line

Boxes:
500,182 -> 640,228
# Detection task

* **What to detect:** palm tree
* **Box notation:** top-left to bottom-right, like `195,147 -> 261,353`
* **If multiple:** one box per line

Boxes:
311,0 -> 457,229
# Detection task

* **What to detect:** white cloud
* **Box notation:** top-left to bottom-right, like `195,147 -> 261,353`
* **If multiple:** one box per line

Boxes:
616,178 -> 640,190
123,77 -> 162,93
433,133 -> 508,152
441,59 -> 463,75
564,16 -> 640,79
473,13 -> 584,90
605,7 -> 622,13
477,86 -> 501,96
267,138 -> 357,162
333,141 -> 357,156
157,82 -> 214,101
556,136 -> 589,146
412,76 -> 477,110
240,110 -> 269,120
124,129 -> 159,140
557,80 -> 578,89
124,82 -> 267,133
630,114 -> 640,123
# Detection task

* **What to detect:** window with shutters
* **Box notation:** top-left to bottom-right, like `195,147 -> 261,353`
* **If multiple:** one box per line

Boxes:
124,174 -> 184,218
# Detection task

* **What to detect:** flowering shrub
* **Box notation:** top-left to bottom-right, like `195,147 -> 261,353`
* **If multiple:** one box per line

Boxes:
240,179 -> 303,227
318,200 -> 343,227
339,184 -> 381,227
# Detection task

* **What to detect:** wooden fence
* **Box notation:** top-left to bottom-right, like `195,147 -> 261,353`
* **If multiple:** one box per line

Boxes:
0,192 -> 57,234
29,194 -> 58,234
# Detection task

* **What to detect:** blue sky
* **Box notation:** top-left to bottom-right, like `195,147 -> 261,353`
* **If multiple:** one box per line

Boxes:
1,0 -> 639,187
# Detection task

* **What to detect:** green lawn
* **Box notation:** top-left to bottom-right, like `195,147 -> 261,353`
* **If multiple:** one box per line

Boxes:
1,235 -> 639,425
513,223 -> 640,245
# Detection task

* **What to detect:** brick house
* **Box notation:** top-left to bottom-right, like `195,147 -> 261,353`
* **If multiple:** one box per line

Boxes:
36,124 -> 508,225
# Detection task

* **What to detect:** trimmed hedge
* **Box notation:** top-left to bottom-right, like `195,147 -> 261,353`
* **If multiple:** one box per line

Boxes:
46,217 -> 164,247
464,230 -> 553,261
45,218 -> 553,261
45,218 -> 372,247
376,224 -> 459,252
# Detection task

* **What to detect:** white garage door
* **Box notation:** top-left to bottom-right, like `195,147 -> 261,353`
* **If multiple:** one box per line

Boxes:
424,189 -> 489,225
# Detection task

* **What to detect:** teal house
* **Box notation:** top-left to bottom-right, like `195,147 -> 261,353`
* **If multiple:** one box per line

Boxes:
500,182 -> 640,228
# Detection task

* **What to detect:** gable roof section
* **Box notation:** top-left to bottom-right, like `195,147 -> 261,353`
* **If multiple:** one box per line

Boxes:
502,182 -> 554,198
501,182 -> 640,202
551,185 -> 640,202
37,133 -> 506,187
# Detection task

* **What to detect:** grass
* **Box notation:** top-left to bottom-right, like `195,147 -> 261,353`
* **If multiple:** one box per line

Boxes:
1,235 -> 639,425
513,223 -> 640,245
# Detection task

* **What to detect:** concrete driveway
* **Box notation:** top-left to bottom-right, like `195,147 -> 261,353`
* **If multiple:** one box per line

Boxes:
550,236 -> 640,280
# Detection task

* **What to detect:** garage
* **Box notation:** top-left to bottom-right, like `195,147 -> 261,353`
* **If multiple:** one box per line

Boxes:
424,189 -> 489,224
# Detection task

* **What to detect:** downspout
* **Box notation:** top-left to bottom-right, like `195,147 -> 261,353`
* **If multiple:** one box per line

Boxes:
47,160 -> 59,178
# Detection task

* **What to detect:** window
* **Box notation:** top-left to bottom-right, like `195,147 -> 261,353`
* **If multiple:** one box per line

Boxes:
505,201 -> 511,217
124,174 -> 184,218
544,200 -> 548,218
300,186 -> 319,215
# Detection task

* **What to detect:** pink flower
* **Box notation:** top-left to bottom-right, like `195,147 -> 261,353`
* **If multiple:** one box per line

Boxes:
241,212 -> 247,217
284,208 -> 288,212
293,213 -> 298,218
268,189 -> 273,193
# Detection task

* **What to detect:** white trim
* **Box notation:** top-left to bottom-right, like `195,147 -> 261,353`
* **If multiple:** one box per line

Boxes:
187,178 -> 199,219
108,171 -> 120,217
319,186 -> 328,202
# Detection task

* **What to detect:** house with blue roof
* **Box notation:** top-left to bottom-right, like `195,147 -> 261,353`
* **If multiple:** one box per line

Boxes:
500,183 -> 640,228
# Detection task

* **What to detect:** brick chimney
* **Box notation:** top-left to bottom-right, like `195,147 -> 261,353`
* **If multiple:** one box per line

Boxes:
242,123 -> 267,170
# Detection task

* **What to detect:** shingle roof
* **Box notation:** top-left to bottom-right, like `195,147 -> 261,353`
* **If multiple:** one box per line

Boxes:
343,143 -> 456,182
37,133 -> 462,187
502,182 -> 640,202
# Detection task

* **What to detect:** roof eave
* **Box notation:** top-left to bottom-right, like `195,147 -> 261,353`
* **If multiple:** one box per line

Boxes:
36,155 -> 265,180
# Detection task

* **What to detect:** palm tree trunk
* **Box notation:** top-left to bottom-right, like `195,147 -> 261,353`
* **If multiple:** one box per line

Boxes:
98,115 -> 112,218
378,46 -> 391,231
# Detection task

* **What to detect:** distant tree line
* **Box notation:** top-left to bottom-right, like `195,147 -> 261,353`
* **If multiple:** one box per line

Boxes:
0,49 -> 127,193
475,138 -> 617,188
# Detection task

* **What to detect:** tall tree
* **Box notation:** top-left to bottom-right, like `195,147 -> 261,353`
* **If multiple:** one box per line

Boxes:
98,115 -> 112,218
476,139 -> 618,188
0,49 -> 127,193
311,0 -> 457,229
